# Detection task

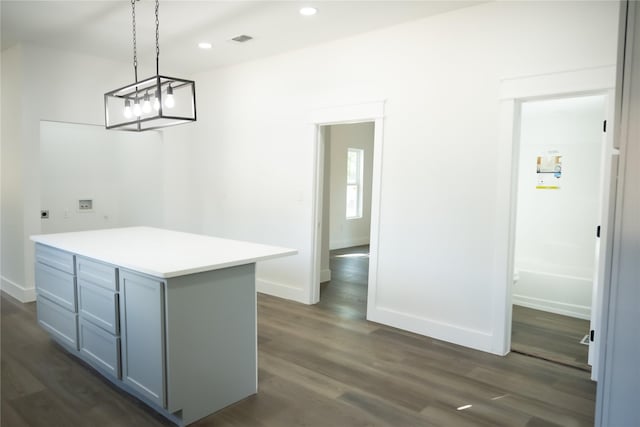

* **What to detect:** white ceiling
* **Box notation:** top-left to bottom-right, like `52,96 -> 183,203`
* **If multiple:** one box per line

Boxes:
1,0 -> 484,75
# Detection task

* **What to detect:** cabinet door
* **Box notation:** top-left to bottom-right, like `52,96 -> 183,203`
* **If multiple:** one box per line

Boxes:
119,270 -> 166,408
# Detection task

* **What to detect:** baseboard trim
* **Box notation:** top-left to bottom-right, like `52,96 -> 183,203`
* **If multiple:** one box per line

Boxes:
367,305 -> 499,355
513,294 -> 590,320
320,269 -> 331,283
1,276 -> 36,302
256,278 -> 307,304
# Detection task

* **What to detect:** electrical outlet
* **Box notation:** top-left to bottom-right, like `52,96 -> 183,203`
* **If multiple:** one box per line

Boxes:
78,199 -> 93,211
40,210 -> 49,219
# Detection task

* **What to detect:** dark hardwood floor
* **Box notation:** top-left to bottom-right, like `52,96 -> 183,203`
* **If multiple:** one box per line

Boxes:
2,247 -> 596,426
512,305 -> 591,371
317,245 -> 370,320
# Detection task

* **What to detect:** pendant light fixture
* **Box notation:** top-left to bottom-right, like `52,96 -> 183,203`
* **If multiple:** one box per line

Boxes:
104,0 -> 196,131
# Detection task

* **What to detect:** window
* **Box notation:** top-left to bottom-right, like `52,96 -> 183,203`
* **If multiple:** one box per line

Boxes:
346,148 -> 364,219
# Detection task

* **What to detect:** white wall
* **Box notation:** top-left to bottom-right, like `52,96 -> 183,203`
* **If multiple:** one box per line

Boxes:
39,121 -> 164,234
0,45 -> 25,297
1,1 -> 620,355
328,122 -> 374,250
0,44 -> 169,301
178,1 -> 618,353
114,131 -> 165,227
161,123 -> 202,233
514,95 -> 606,319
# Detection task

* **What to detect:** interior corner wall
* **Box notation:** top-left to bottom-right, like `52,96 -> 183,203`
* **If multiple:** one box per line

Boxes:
39,121 -> 165,235
185,0 -> 618,352
0,43 -> 151,302
39,121 -> 119,234
328,122 -> 375,250
1,45 -> 26,299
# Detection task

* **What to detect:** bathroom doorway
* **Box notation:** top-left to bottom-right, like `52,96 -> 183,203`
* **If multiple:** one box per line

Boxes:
510,94 -> 608,371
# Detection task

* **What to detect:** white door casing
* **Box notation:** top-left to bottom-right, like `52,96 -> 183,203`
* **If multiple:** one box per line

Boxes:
308,101 -> 385,320
495,67 -> 616,375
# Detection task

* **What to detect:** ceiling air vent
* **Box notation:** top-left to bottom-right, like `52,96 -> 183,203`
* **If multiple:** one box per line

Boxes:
231,34 -> 253,43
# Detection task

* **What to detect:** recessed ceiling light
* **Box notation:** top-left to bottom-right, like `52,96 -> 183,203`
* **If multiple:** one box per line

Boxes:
198,42 -> 212,49
299,7 -> 317,16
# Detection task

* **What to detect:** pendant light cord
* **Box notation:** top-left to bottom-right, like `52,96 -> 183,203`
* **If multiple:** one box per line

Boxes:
155,0 -> 160,76
131,0 -> 138,82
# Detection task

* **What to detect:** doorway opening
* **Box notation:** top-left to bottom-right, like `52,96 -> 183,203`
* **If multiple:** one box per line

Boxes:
510,94 -> 607,371
317,123 -> 374,319
309,101 -> 384,317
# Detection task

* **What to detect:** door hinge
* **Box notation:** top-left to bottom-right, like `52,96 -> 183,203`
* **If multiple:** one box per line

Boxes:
590,330 -> 595,342
603,120 -> 607,133
596,225 -> 601,238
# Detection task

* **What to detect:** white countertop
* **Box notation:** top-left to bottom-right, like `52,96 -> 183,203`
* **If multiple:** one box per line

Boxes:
31,227 -> 297,278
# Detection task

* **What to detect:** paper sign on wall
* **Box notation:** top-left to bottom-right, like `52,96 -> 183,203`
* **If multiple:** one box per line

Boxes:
536,151 -> 562,190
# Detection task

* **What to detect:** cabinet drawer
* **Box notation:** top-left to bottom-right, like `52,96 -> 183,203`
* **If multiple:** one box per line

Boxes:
79,318 -> 121,379
77,257 -> 117,291
78,280 -> 119,335
35,262 -> 77,312
37,295 -> 78,350
35,244 -> 75,274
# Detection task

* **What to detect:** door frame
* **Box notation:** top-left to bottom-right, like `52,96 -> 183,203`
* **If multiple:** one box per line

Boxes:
308,101 -> 385,312
494,67 -> 616,372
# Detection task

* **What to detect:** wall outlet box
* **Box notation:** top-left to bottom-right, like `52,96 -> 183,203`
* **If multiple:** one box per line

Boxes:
78,199 -> 93,211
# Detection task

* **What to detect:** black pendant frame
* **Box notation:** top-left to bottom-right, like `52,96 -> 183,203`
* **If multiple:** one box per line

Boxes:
104,74 -> 196,132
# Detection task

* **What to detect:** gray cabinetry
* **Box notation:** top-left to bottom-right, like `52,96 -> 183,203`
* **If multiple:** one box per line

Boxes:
77,256 -> 118,291
35,262 -> 77,312
32,234 -> 271,426
76,256 -> 121,380
34,244 -> 78,350
79,318 -> 121,378
37,295 -> 78,348
119,270 -> 166,408
78,279 -> 119,335
36,243 -> 75,274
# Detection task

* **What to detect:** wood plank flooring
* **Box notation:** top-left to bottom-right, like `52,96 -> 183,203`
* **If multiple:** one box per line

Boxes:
1,247 -> 596,426
511,305 -> 591,371
317,245 -> 370,320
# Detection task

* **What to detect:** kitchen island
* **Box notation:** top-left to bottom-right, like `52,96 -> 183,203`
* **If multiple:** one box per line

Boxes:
30,227 -> 296,426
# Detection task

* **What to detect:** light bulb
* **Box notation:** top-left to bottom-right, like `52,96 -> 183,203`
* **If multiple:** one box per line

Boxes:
164,85 -> 175,108
142,92 -> 151,113
123,99 -> 133,118
133,100 -> 142,117
153,90 -> 161,111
